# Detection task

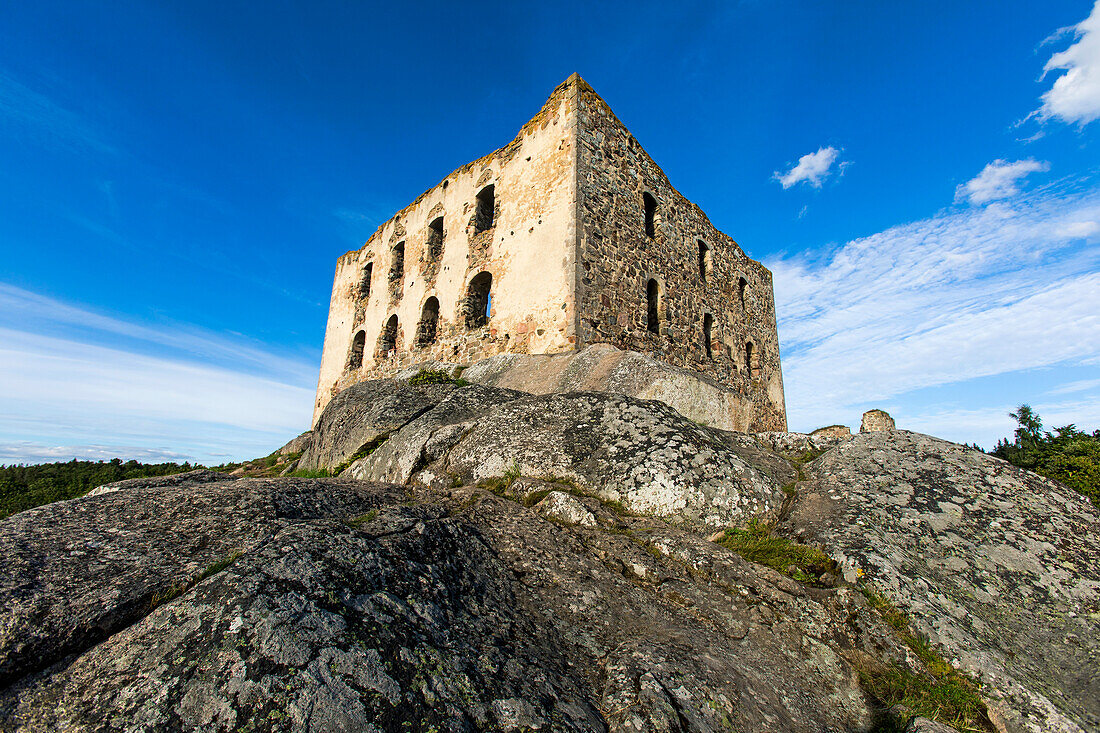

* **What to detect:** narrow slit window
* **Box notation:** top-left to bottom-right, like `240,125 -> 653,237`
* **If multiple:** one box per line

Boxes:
646,279 -> 660,334
697,240 -> 710,282
738,277 -> 748,309
475,185 -> 495,233
417,297 -> 440,346
703,314 -> 713,358
390,242 -> 405,281
745,341 -> 755,377
361,262 -> 373,299
348,330 -> 365,370
427,217 -> 444,260
643,193 -> 657,238
466,272 -> 493,329
380,315 -> 398,354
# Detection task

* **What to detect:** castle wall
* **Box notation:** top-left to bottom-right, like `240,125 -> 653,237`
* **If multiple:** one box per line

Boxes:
312,80 -> 580,425
574,83 -> 786,431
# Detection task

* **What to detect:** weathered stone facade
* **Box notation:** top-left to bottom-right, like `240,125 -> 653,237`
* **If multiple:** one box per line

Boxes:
313,74 -> 786,431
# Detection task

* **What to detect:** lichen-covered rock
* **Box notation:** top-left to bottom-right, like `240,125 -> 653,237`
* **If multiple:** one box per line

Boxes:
343,385 -> 527,484
86,468 -> 236,497
277,430 -> 312,456
786,430 -> 1100,733
299,379 -> 458,471
410,391 -> 786,529
0,474 -> 911,732
754,430 -> 849,455
536,491 -> 596,527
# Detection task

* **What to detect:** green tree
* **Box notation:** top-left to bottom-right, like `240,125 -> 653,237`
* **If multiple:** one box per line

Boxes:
992,405 -> 1099,506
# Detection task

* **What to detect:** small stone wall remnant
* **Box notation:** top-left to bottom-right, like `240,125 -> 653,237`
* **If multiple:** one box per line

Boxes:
860,409 -> 896,433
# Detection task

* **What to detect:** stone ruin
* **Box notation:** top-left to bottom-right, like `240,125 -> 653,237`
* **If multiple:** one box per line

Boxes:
860,409 -> 896,433
313,74 -> 786,432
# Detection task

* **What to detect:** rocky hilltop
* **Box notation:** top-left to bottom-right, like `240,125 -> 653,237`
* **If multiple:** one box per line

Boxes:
1,357 -> 1097,733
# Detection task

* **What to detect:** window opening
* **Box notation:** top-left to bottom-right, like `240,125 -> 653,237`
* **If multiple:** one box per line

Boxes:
348,330 -> 365,369
643,193 -> 657,238
474,185 -> 495,233
417,297 -> 440,346
646,279 -> 659,334
466,272 -> 493,329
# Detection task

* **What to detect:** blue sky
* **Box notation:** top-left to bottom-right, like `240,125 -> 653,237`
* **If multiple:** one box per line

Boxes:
1,1 -> 1098,464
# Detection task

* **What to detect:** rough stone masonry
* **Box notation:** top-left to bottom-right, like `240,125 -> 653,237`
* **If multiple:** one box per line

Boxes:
313,74 -> 786,432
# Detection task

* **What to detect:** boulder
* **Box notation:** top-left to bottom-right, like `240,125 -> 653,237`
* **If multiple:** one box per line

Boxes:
299,379 -> 458,471
461,342 -> 786,432
354,389 -> 786,529
786,430 -> 1100,733
343,384 -> 528,484
536,490 -> 597,527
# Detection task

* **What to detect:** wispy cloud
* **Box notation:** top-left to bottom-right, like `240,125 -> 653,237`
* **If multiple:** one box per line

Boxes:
0,68 -> 115,154
770,178 -> 1100,435
0,287 -> 316,464
773,146 -> 847,189
1037,0 -> 1100,126
954,159 -> 1050,205
0,284 -> 317,385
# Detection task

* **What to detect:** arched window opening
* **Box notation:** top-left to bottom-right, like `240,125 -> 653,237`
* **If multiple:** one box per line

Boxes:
698,240 -> 710,282
347,330 -> 365,370
703,314 -> 713,359
465,272 -> 493,329
390,242 -> 405,281
427,217 -> 444,260
475,185 -> 495,233
380,315 -> 398,355
417,297 -> 440,347
738,277 -> 748,309
643,193 -> 657,238
646,279 -> 660,334
745,341 -> 759,379
360,262 -> 373,299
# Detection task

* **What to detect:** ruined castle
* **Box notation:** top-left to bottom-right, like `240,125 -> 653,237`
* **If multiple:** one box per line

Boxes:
313,74 -> 785,431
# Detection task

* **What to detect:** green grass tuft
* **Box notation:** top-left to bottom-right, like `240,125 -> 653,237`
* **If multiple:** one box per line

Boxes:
409,369 -> 468,387
858,584 -> 992,732
346,509 -> 379,527
715,519 -> 835,584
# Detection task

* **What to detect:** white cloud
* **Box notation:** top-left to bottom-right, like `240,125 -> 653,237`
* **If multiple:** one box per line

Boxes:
1055,220 -> 1100,238
954,159 -> 1050,205
0,288 -> 317,465
0,442 -> 194,465
774,146 -> 846,189
769,180 -> 1100,435
1038,0 -> 1100,126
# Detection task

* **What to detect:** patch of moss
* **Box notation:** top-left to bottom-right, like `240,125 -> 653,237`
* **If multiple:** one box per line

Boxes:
715,519 -> 835,584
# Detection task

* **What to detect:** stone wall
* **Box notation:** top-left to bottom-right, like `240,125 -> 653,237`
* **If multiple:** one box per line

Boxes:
312,78 -> 581,424
574,81 -> 786,431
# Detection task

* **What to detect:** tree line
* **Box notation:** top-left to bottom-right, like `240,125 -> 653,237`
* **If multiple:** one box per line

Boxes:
0,458 -> 193,520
